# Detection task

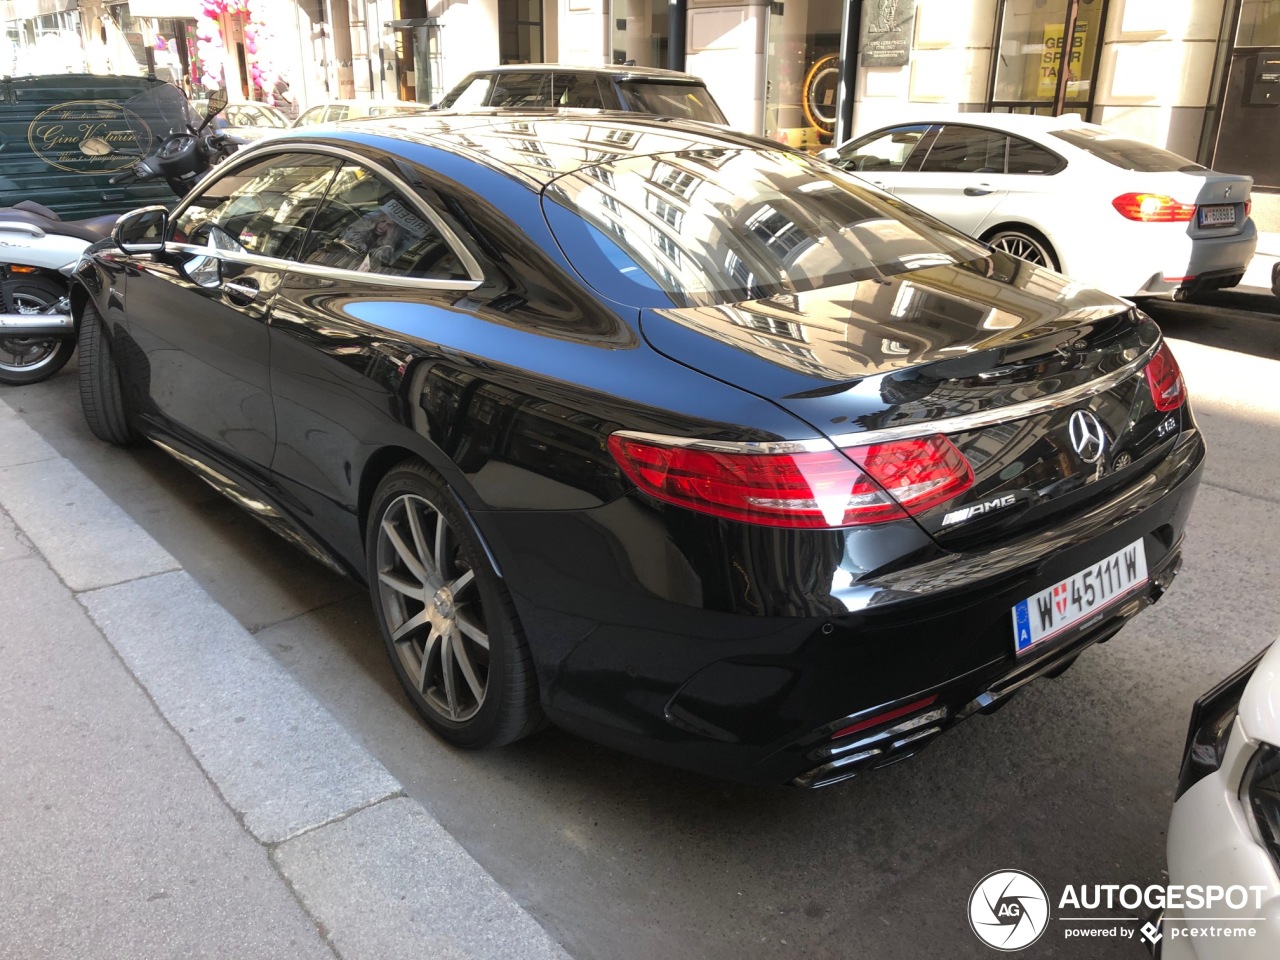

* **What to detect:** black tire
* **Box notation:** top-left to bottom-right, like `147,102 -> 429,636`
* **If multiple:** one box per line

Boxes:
366,460 -> 542,749
982,225 -> 1061,272
77,299 -> 134,445
0,275 -> 75,385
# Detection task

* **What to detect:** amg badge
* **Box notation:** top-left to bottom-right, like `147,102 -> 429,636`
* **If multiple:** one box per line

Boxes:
942,494 -> 1018,527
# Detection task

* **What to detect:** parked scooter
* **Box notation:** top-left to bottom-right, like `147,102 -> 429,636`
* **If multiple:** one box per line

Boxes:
0,85 -> 234,385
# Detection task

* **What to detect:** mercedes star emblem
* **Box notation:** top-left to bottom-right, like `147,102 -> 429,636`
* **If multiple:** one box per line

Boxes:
1068,409 -> 1107,465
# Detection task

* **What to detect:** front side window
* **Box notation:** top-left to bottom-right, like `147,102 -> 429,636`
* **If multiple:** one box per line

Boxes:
443,76 -> 493,109
487,73 -> 550,108
918,126 -> 1007,174
295,106 -> 326,126
299,163 -> 469,280
172,152 -> 342,261
835,125 -> 930,172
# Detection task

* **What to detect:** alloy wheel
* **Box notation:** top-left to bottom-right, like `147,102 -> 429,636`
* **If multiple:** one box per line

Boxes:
987,231 -> 1055,268
374,492 -> 490,722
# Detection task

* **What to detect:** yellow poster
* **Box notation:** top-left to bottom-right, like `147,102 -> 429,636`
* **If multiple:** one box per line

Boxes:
1038,21 -> 1088,99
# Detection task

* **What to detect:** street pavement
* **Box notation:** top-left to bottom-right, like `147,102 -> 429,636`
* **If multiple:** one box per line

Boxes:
0,252 -> 1278,960
0,405 -> 570,959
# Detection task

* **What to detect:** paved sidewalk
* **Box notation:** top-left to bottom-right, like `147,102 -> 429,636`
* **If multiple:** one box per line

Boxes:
0,399 -> 569,960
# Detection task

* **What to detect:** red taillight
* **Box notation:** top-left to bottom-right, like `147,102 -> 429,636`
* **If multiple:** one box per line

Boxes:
1145,341 -> 1187,411
1112,193 -> 1196,223
606,433 -> 973,529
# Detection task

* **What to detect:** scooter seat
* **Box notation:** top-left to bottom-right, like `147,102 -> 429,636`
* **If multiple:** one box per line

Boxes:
1,202 -> 120,244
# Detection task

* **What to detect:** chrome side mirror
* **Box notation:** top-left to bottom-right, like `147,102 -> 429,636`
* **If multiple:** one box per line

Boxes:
113,206 -> 168,255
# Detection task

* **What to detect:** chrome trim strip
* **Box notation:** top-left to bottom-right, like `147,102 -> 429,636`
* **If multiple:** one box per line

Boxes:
609,429 -> 835,455
167,139 -> 485,283
826,340 -> 1161,447
167,242 -> 483,293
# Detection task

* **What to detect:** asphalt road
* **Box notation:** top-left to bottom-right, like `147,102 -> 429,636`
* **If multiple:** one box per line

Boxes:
6,295 -> 1279,960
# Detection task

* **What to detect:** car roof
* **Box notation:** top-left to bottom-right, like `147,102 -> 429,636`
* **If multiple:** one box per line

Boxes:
258,111 -> 793,187
861,112 -> 1088,136
458,63 -> 707,83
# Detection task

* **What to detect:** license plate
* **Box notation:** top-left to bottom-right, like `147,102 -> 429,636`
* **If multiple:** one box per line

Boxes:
1012,540 -> 1148,655
1199,204 -> 1236,227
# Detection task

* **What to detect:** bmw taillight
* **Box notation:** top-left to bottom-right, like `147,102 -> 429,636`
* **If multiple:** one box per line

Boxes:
607,432 -> 973,529
1112,193 -> 1197,223
1144,341 -> 1187,411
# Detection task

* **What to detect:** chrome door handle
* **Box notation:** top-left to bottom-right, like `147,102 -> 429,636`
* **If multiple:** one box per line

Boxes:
223,280 -> 259,303
964,185 -> 994,197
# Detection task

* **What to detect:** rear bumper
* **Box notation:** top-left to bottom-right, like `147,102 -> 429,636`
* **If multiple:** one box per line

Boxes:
1134,223 -> 1258,298
479,427 -> 1206,786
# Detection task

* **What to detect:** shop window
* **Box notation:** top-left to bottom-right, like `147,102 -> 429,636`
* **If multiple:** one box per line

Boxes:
991,0 -> 1101,114
764,1 -> 843,152
612,1 -> 670,67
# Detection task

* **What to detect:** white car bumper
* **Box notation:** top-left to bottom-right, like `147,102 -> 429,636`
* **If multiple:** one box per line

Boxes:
1159,652 -> 1280,958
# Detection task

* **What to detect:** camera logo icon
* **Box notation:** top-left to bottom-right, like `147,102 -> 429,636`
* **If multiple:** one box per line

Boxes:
968,869 -> 1051,951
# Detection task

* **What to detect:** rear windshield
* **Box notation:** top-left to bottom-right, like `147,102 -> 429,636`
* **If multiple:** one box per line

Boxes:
616,81 -> 727,125
542,148 -> 990,309
1050,127 -> 1204,173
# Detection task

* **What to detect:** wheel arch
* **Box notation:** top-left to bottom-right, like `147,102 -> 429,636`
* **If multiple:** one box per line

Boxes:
978,220 -> 1063,273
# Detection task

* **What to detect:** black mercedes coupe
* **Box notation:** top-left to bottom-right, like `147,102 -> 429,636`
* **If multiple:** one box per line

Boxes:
71,113 -> 1204,788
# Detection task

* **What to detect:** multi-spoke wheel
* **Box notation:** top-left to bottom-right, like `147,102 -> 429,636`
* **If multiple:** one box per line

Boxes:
983,227 -> 1060,272
0,275 -> 75,385
366,461 -> 541,748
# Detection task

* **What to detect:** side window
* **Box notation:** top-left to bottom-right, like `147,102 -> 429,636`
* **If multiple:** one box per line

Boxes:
919,126 -> 1008,174
326,105 -> 351,122
172,152 -> 342,261
554,73 -> 605,109
295,106 -> 325,126
299,163 -> 470,281
488,73 -> 550,107
1006,136 -> 1062,175
446,77 -> 493,109
835,125 -> 929,172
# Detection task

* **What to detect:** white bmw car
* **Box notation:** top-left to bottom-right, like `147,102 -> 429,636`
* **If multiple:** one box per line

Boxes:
1158,641 -> 1280,958
821,114 -> 1257,301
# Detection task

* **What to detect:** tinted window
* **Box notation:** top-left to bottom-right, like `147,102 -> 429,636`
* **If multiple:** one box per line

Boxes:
295,106 -> 325,126
920,126 -> 1006,173
615,81 -> 726,123
1005,136 -> 1062,174
487,73 -> 551,108
544,148 -> 989,309
443,76 -> 492,109
299,163 -> 469,280
172,152 -> 341,260
326,105 -> 351,122
555,73 -> 605,109
835,125 -> 929,172
1050,126 -> 1204,172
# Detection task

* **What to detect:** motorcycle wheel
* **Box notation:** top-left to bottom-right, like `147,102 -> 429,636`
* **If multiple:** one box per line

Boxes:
0,275 -> 75,385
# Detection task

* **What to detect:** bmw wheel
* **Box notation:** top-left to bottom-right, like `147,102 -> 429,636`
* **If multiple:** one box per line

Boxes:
366,461 -> 542,748
984,227 -> 1060,271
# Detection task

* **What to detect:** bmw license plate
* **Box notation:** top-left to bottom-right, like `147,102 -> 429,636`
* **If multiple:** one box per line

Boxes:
1198,204 -> 1236,227
1012,540 -> 1148,655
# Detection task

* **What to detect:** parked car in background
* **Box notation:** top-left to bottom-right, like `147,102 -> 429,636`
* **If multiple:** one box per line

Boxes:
820,113 -> 1257,301
433,63 -> 727,125
74,113 -> 1203,788
1158,642 -> 1280,958
211,101 -> 290,142
292,99 -> 431,127
0,73 -> 179,219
